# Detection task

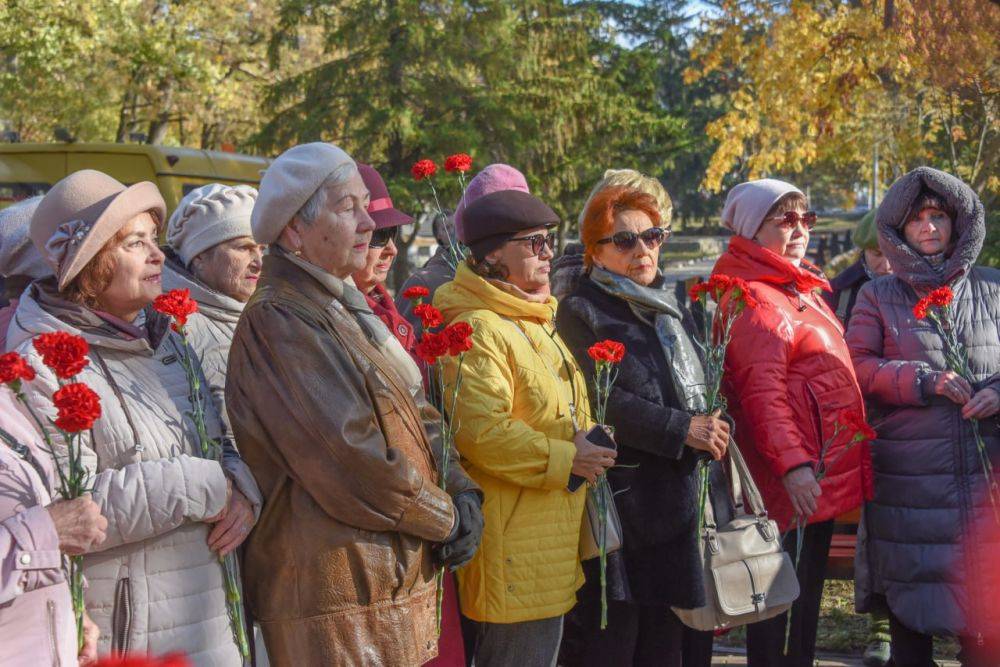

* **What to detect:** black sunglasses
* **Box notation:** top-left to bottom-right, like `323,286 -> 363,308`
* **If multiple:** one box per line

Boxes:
369,226 -> 399,248
508,232 -> 556,256
597,227 -> 669,252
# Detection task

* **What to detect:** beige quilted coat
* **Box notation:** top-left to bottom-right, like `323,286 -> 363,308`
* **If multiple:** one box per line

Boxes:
6,280 -> 262,665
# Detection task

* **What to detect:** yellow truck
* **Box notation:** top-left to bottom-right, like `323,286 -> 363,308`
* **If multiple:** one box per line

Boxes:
0,142 -> 269,214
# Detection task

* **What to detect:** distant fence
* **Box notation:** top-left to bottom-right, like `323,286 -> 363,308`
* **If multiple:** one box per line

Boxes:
809,229 -> 854,266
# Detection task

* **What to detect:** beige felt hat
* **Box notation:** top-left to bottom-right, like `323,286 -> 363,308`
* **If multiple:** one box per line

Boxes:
30,170 -> 167,290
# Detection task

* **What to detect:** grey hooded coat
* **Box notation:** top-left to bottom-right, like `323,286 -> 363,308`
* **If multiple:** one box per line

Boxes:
846,166 -> 1000,637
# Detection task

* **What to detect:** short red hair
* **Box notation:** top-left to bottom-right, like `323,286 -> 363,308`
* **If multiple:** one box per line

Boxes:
581,185 -> 661,268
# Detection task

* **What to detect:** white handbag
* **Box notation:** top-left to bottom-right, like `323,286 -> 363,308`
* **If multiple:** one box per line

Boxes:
579,480 -> 624,561
672,438 -> 800,630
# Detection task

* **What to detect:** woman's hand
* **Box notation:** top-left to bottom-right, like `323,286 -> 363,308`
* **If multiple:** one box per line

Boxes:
932,370 -> 973,405
571,430 -> 618,484
684,412 -> 730,460
783,466 -> 821,519
78,610 -> 100,666
46,494 -> 108,555
963,387 -> 1000,420
206,486 -> 254,556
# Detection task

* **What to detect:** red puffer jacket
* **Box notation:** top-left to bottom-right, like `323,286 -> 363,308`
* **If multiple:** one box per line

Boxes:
713,236 -> 872,531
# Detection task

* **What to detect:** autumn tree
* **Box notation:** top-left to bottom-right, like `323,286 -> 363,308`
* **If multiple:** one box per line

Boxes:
685,0 -> 998,208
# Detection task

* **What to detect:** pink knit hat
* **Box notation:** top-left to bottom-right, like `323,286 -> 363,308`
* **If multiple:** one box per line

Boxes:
454,163 -> 530,243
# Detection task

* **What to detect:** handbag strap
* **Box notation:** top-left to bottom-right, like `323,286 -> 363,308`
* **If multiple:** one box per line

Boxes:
726,436 -> 768,518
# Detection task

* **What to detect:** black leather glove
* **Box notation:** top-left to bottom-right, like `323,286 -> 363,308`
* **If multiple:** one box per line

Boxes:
434,491 -> 484,571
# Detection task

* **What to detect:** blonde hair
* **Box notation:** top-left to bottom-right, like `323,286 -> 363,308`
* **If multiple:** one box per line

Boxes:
578,169 -> 673,228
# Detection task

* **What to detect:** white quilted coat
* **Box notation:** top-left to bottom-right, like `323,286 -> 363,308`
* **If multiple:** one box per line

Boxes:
6,284 -> 262,665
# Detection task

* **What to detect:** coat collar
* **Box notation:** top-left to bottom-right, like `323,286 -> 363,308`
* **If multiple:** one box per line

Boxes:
713,236 -> 830,294
435,262 -> 558,324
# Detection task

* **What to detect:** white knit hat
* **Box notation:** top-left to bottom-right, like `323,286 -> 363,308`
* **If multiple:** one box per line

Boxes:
167,184 -> 258,265
722,178 -> 804,239
0,196 -> 51,279
251,142 -> 356,244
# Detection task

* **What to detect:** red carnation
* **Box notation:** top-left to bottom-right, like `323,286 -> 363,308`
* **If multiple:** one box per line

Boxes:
913,298 -> 930,320
839,410 -> 877,444
415,331 -> 450,365
443,322 -> 474,355
402,286 -> 430,301
153,289 -> 199,333
413,303 -> 444,330
411,159 -> 438,181
928,286 -> 954,307
52,382 -> 101,433
689,282 -> 709,303
588,340 -> 626,365
32,332 -> 90,379
0,351 -> 36,386
444,153 -> 473,173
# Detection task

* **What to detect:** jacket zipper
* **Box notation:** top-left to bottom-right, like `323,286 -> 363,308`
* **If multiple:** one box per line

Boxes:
112,577 -> 132,654
46,599 -> 59,667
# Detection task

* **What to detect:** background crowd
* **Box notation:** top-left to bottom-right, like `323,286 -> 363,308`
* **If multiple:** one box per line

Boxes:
1,142 -> 998,667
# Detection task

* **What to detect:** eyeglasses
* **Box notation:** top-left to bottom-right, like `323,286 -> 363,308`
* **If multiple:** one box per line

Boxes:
768,211 -> 818,231
369,226 -> 399,248
508,232 -> 556,256
597,227 -> 669,252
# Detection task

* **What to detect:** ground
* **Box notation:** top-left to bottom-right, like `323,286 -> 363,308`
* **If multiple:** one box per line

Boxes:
713,580 -> 961,664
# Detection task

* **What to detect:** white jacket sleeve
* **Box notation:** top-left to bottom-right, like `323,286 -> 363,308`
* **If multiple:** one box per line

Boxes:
13,360 -> 229,553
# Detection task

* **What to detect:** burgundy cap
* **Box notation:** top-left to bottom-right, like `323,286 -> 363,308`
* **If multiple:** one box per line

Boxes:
357,163 -> 413,229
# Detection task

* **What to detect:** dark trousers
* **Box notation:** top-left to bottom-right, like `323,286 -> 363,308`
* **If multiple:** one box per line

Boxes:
746,519 -> 835,667
561,597 -> 713,667
888,610 -> 1000,667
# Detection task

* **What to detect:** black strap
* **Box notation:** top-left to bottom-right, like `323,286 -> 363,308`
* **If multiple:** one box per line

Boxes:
0,424 -> 50,488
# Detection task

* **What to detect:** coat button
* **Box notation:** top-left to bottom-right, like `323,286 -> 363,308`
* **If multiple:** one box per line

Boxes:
505,557 -> 512,564
507,584 -> 515,592
19,553 -> 31,565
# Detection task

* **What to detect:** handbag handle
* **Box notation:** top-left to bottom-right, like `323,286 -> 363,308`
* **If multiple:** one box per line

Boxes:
726,436 -> 769,519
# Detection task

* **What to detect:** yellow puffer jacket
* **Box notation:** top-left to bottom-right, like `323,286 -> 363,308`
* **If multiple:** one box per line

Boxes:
435,263 -> 592,623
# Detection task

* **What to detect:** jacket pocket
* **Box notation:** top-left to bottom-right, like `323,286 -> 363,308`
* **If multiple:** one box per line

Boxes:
111,577 -> 132,654
46,598 -> 59,667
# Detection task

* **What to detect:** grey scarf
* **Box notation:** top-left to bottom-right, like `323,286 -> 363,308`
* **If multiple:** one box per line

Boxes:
589,266 -> 708,413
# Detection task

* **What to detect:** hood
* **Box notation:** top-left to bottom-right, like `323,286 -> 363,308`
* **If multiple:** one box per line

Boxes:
7,278 -> 167,355
712,235 -> 830,294
162,250 -> 244,324
434,262 -> 557,325
876,166 -> 985,291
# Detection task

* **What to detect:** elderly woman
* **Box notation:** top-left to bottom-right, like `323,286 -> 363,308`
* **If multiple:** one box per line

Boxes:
349,162 -> 469,667
1,384 -> 107,666
225,143 -> 480,666
555,184 -> 728,666
397,163 -> 532,331
435,189 -> 614,667
350,164 -> 418,358
163,183 -> 263,432
847,167 -> 1000,666
7,169 -> 262,663
712,179 -> 869,666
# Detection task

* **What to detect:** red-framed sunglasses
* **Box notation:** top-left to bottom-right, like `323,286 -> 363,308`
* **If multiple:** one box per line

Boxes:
769,211 -> 818,230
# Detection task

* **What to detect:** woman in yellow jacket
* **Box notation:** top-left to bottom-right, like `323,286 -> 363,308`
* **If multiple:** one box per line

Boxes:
436,189 -> 617,667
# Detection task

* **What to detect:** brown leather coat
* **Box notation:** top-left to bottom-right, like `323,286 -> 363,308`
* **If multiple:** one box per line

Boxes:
226,253 -> 476,666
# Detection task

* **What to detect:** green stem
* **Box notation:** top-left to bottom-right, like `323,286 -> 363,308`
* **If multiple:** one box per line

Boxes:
175,329 -> 249,657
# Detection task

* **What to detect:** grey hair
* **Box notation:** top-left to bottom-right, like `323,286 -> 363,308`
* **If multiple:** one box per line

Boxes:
295,162 -> 360,224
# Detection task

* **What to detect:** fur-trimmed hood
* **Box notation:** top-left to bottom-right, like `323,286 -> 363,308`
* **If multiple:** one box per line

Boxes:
876,166 -> 985,292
